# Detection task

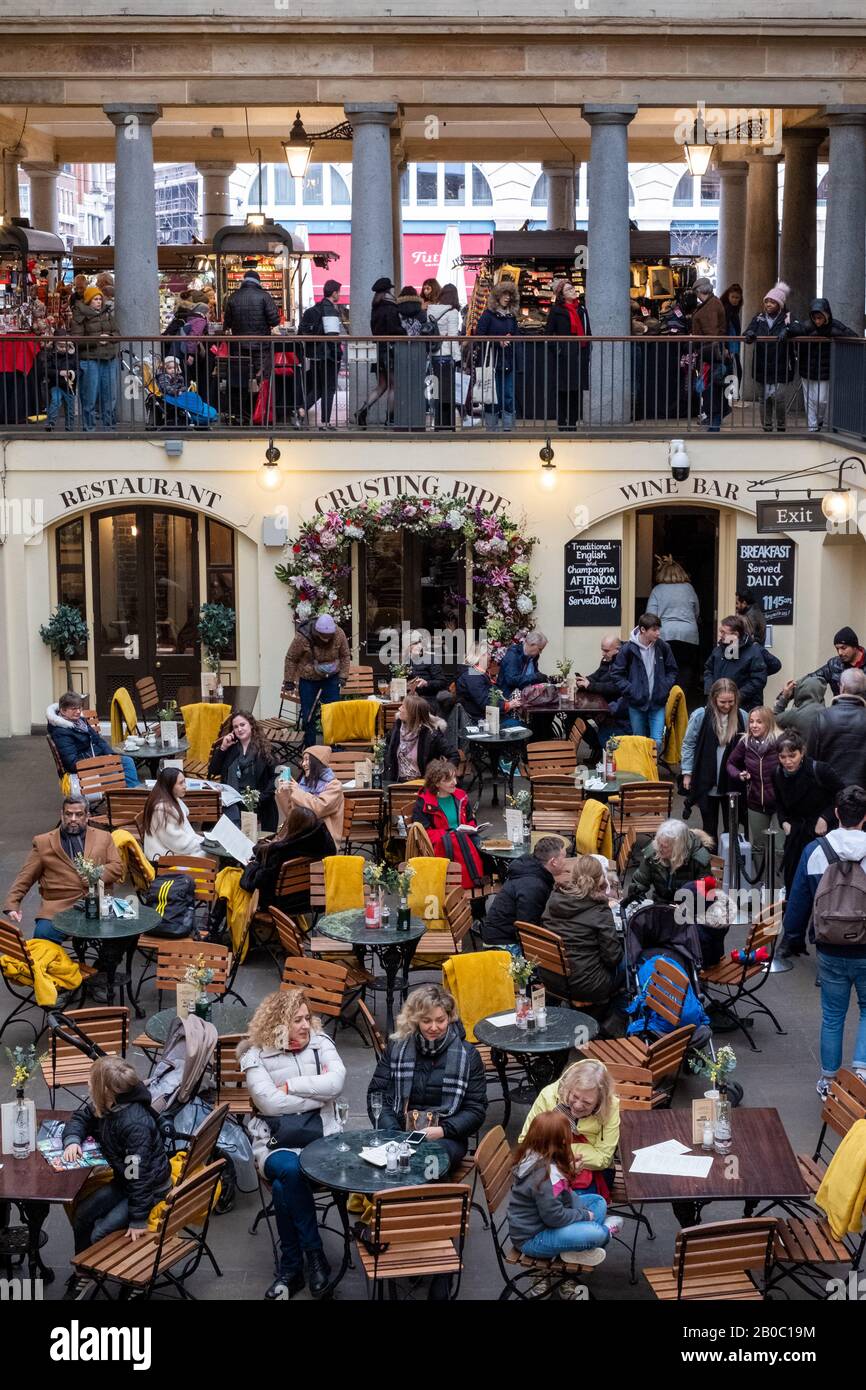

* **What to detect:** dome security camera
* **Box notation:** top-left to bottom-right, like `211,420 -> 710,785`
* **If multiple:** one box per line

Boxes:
669,438 -> 690,483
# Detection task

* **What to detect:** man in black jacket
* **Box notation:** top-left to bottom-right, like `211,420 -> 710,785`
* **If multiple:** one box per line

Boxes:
223,269 -> 280,337
806,669 -> 866,789
807,626 -> 866,698
298,279 -> 344,428
575,634 -> 629,757
481,836 -> 568,946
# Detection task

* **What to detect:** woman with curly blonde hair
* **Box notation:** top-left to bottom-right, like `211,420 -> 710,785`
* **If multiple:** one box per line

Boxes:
366,983 -> 487,1167
238,989 -> 346,1302
518,1058 -> 621,1201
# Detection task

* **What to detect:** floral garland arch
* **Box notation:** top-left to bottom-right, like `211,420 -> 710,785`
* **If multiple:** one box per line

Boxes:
275,494 -> 538,652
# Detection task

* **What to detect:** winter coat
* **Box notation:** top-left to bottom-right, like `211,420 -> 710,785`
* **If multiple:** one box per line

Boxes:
807,647 -> 866,698
367,1024 -> 487,1160
396,294 -> 436,336
43,346 -> 78,392
370,293 -> 405,338
680,705 -> 747,802
541,890 -> 623,1002
786,298 -> 857,381
143,800 -> 205,862
690,294 -> 728,344
71,299 -> 119,359
508,1154 -> 580,1250
783,827 -> 866,957
774,674 -> 828,738
240,820 -> 336,909
383,718 -> 457,783
742,308 -> 794,385
475,285 -> 519,365
498,642 -> 547,699
703,634 -> 768,710
623,830 -> 713,906
545,299 -> 592,392
298,297 -> 344,361
410,786 -> 485,891
726,736 -> 780,814
278,771 -> 345,846
238,1031 -> 346,1172
208,741 -> 277,831
408,659 -> 449,698
481,853 -> 556,946
4,825 -> 123,919
456,668 -> 498,720
63,1083 -> 171,1228
772,756 -> 843,891
283,621 -> 351,685
582,656 -> 621,700
806,695 -> 866,789
427,303 -> 462,358
519,1084 -> 621,1172
223,278 -> 280,337
646,581 -> 700,646
612,627 -> 678,713
47,703 -> 114,773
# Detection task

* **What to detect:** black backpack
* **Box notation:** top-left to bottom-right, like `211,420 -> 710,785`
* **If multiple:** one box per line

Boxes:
144,874 -> 196,938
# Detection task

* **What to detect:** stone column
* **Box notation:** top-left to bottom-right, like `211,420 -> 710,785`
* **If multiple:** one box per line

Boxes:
743,155 -> 780,324
103,103 -> 162,338
2,149 -> 21,221
715,161 -> 748,296
344,102 -> 397,334
780,129 -> 824,321
582,104 -> 637,425
822,107 -> 866,334
196,160 -> 235,242
22,162 -> 62,235
542,160 -> 576,230
390,139 -> 406,289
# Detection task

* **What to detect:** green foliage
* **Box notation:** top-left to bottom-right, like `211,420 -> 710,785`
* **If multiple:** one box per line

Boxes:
198,603 -> 236,674
39,605 -> 89,684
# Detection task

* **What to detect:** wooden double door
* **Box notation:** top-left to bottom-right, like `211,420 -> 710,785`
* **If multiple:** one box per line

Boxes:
358,530 -> 467,675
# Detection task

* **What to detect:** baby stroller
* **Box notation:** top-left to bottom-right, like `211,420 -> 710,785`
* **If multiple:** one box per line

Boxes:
622,902 -> 712,1048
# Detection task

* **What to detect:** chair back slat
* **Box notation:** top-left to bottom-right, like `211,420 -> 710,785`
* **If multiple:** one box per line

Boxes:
516,920 -> 568,982
135,676 -> 161,714
643,958 -> 688,1028
160,1161 -> 224,1239
273,856 -> 312,901
51,1007 -> 128,1064
328,749 -> 371,783
388,782 -> 423,830
342,665 -> 375,698
646,1026 -> 695,1084
179,1102 -> 230,1179
444,888 -> 472,949
823,1068 -> 866,1140
46,734 -> 66,778
154,939 -> 230,996
372,1184 -> 469,1246
343,788 -> 385,833
525,741 -> 577,779
0,917 -> 34,969
215,1034 -> 248,1103
268,907 -> 306,957
182,791 -> 222,829
676,1218 -> 778,1280
475,1125 -> 514,1214
605,1061 -> 655,1109
104,789 -> 148,829
157,855 -> 219,904
281,955 -> 349,1017
355,999 -> 386,1058
76,755 -> 128,797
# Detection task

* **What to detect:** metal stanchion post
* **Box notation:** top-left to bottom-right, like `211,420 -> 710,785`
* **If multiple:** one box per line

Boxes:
763,827 -> 792,973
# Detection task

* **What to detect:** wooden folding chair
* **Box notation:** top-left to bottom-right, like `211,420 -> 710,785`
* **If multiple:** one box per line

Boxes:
341,665 -> 376,698
700,900 -> 786,1050
355,1183 -> 470,1300
72,1161 -> 225,1299
530,780 -> 584,838
410,884 -> 473,965
177,1101 -> 230,1178
0,917 -> 94,1043
268,906 -> 307,960
281,955 -> 358,1034
96,788 -> 147,832
46,733 -> 66,780
575,801 -> 612,855
75,754 -> 128,803
515,920 -> 594,1009
387,782 -> 423,841
182,791 -> 223,830
355,998 -> 386,1058
580,1025 -> 695,1107
214,1034 -> 251,1115
796,1068 -> 866,1200
327,749 -> 370,783
601,1062 -> 657,1284
525,740 -> 577,780
341,788 -> 385,857
644,1218 -> 779,1300
140,937 -> 231,1014
612,781 -> 673,842
40,1005 -> 128,1105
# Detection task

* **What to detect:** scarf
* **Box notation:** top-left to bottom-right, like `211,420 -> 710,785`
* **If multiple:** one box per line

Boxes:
397,725 -> 422,781
300,767 -> 334,796
564,300 -> 584,336
389,1022 -> 470,1121
745,735 -> 773,758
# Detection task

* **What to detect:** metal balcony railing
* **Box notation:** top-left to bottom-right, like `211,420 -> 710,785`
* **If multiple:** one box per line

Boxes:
0,332 -> 862,438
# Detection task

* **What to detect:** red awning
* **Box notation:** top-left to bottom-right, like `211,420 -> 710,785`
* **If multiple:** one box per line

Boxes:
307,230 -> 490,303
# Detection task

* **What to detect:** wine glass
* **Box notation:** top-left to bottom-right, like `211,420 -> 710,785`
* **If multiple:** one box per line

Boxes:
335,1099 -> 350,1152
370,1092 -> 383,1140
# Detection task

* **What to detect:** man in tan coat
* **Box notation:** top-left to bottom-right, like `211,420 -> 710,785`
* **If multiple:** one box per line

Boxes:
283,614 -> 351,747
4,794 -> 123,945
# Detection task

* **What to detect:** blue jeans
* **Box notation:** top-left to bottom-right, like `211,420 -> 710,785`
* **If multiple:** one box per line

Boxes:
298,674 -> 341,747
47,385 -> 75,428
120,754 -> 140,787
484,366 -> 515,430
520,1192 -> 610,1259
263,1149 -> 322,1275
73,1180 -> 130,1253
35,916 -> 66,946
628,704 -> 666,750
78,358 -> 118,430
817,952 -> 866,1074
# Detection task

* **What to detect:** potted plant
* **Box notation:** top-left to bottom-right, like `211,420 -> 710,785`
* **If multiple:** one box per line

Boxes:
197,603 -> 236,692
183,954 -> 216,1020
389,866 -> 416,931
240,786 -> 261,840
39,605 -> 89,690
553,658 -> 573,695
508,953 -> 536,1027
74,853 -> 105,920
4,1044 -> 42,1159
363,862 -> 389,927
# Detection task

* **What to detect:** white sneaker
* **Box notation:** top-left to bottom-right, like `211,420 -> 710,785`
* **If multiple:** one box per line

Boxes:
854,1069 -> 866,1085
561,1246 -> 606,1267
604,1215 -> 624,1237
816,1075 -> 833,1100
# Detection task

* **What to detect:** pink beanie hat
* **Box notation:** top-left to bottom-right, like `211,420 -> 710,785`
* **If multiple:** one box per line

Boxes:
765,280 -> 790,308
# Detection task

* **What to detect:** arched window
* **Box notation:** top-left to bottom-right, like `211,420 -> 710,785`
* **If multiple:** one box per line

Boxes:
700,172 -> 720,205
471,165 -> 493,205
817,171 -> 829,206
400,166 -> 411,206
330,167 -> 351,204
530,172 -> 547,207
301,165 -> 324,205
672,170 -> 696,207
272,165 -> 295,206
628,178 -> 637,209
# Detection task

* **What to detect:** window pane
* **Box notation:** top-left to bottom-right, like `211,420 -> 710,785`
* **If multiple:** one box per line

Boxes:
443,164 -> 466,206
152,512 -> 196,655
418,534 -> 465,639
531,173 -> 547,207
673,172 -> 696,207
206,521 -> 236,658
330,167 -> 350,204
273,165 -> 294,205
471,165 -> 493,206
248,168 -> 266,205
400,166 -> 411,206
56,518 -> 87,655
365,531 -> 403,651
700,172 -> 720,205
96,513 -> 139,655
301,165 -> 324,205
416,164 -> 438,206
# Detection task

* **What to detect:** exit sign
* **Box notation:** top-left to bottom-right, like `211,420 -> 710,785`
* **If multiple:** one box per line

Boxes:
756,498 -> 827,533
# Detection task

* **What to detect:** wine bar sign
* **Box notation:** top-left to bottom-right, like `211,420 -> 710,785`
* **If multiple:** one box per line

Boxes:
564,538 -> 622,626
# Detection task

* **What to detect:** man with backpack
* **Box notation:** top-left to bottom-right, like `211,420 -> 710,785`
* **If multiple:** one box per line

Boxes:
781,784 -> 866,1096
298,279 -> 345,429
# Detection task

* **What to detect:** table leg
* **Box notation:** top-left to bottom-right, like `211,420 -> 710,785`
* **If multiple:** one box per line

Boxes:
377,943 -> 417,1034
672,1199 -> 708,1227
487,749 -> 501,807
19,1200 -> 54,1285
124,939 -> 145,1018
328,1192 -> 352,1292
490,1047 -> 512,1130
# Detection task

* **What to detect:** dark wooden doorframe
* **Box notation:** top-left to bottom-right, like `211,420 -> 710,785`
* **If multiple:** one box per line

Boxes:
90,505 -> 201,711
358,531 -> 467,674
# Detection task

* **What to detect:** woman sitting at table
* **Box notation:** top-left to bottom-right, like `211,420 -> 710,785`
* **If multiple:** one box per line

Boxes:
541,854 -> 624,1021
142,767 -> 206,862
410,758 -> 485,889
367,983 -> 487,1169
208,709 -> 277,831
519,1058 -> 620,1201
276,745 -> 345,845
240,806 -> 336,911
238,987 -> 346,1301
383,693 -> 458,783
622,818 -> 713,907
509,1108 -> 613,1271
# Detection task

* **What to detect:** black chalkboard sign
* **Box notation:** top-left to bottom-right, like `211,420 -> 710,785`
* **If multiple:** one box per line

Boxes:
564,539 -> 622,626
736,538 -> 795,626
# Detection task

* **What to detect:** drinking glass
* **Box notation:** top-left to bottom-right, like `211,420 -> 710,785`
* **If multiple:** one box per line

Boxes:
335,1099 -> 350,1152
370,1092 -> 383,1139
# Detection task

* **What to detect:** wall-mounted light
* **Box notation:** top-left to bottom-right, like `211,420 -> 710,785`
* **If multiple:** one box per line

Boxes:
282,109 -> 354,182
821,455 -> 865,525
258,438 -> 282,490
539,437 -> 557,489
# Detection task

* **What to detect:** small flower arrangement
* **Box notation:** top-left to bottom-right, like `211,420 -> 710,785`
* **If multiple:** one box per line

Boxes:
389,661 -> 410,679
363,863 -> 390,893
688,1045 -> 737,1090
157,700 -> 179,720
240,787 -> 261,812
184,954 -> 215,993
554,659 -> 573,681
5,1044 -> 42,1093
508,954 -> 535,990
390,866 -> 416,900
487,687 -> 503,707
74,854 -> 104,888
371,736 -> 387,768
506,789 -> 531,814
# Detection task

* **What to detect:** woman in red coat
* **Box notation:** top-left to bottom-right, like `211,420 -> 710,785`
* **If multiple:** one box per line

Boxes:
410,759 -> 485,890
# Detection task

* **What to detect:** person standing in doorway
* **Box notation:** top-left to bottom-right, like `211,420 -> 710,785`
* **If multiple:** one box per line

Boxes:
611,612 -> 679,752
647,555 -> 701,697
283,614 -> 351,746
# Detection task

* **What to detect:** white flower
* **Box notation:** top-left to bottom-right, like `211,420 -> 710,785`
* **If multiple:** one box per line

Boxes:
474,539 -> 492,555
489,536 -> 507,552
344,524 -> 364,540
295,600 -> 312,619
319,533 -> 339,550
516,595 -> 534,614
446,508 -> 464,529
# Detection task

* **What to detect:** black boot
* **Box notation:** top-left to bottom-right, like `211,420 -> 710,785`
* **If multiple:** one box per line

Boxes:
778,937 -> 808,959
264,1270 -> 304,1300
305,1249 -> 331,1298
355,406 -> 368,429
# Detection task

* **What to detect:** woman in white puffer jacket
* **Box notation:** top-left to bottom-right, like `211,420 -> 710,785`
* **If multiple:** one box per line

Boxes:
238,988 -> 346,1301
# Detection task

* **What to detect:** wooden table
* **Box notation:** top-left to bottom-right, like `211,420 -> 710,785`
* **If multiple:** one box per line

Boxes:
0,1108 -> 89,1283
619,1107 -> 809,1225
111,737 -> 189,778
519,693 -> 611,740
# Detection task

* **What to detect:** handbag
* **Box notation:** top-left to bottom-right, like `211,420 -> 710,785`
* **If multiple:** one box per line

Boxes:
476,344 -> 498,406
264,1050 -> 325,1149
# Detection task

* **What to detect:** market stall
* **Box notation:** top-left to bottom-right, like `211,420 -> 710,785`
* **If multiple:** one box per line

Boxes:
73,243 -> 218,328
0,221 -> 67,329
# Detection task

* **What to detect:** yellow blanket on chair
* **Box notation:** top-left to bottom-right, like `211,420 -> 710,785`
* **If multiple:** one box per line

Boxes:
443,951 -> 514,1043
663,686 -> 688,765
816,1118 -> 866,1239
112,829 -> 155,891
215,865 -> 251,963
110,686 -> 140,745
321,699 -> 379,745
0,938 -> 84,1006
407,856 -> 448,931
575,799 -> 613,859
181,702 -> 231,765
611,734 -> 657,782
323,855 -> 365,913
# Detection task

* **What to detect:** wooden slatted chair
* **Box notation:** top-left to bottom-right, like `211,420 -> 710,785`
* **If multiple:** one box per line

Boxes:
387,782 -> 423,840
613,781 -> 673,842
214,1034 -> 251,1115
767,1210 -> 858,1297
281,955 -> 357,1033
341,665 -> 376,698
795,1069 -> 866,1200
644,1218 -> 779,1300
410,884 -> 473,965
46,733 -> 66,780
580,1025 -> 695,1107
341,788 -> 385,857
135,675 -> 161,721
567,718 -> 588,753
40,1005 -> 128,1105
530,780 -> 584,838
181,790 -> 223,830
98,788 -> 148,832
525,740 -> 577,781
515,920 -> 594,1010
616,827 -> 638,876
75,754 -> 128,804
72,1160 -> 225,1299
475,1126 -> 592,1300
354,1184 -> 470,1301
0,916 -> 94,1043
601,1062 -> 657,1284
576,801 -> 612,856
269,906 -> 307,961
699,900 -> 785,1050
327,748 -> 372,784
355,998 -> 386,1059
142,937 -> 231,1014
178,1102 -> 231,1179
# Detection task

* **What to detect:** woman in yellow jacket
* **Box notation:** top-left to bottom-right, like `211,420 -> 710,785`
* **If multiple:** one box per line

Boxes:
518,1059 -> 620,1199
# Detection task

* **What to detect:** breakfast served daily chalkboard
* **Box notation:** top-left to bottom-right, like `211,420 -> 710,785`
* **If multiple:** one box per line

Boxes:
564,538 -> 622,626
736,538 -> 795,626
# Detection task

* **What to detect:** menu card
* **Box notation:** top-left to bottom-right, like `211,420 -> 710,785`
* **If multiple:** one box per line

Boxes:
159,720 -> 179,748
205,813 -> 256,864
485,705 -> 500,737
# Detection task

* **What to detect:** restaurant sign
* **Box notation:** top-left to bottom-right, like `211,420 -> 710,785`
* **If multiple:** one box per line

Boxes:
311,474 -> 511,516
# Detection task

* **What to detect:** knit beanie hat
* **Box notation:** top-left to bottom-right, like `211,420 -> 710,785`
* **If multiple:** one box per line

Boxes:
764,281 -> 790,308
305,744 -> 331,766
834,626 -> 859,647
314,614 -> 337,636
694,277 -> 713,295
82,285 -> 103,303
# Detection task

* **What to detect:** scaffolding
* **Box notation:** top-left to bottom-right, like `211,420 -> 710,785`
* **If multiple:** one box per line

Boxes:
155,169 -> 200,244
